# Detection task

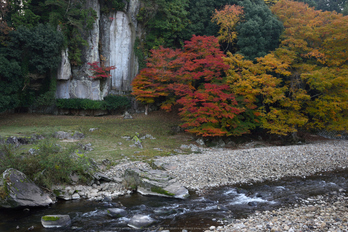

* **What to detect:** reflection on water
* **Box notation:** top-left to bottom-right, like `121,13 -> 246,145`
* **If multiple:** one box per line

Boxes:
1,170 -> 347,232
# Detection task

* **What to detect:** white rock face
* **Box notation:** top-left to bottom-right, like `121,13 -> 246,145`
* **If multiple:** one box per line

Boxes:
56,0 -> 141,100
56,80 -> 70,99
57,48 -> 71,80
70,79 -> 101,100
109,11 -> 133,93
87,1 -> 100,65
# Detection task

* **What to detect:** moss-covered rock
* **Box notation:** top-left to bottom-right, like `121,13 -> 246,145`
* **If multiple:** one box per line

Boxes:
124,167 -> 189,199
41,215 -> 71,228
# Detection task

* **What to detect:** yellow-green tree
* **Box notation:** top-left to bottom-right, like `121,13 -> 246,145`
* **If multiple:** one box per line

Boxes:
271,0 -> 348,132
224,0 -> 348,135
211,5 -> 244,44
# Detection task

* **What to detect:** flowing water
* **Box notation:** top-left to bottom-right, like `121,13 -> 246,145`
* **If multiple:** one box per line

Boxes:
1,169 -> 348,232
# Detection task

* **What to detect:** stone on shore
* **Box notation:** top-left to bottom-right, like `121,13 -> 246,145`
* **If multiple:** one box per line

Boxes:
0,168 -> 53,208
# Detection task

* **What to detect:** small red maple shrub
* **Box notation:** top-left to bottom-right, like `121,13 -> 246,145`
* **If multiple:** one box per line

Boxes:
87,61 -> 116,79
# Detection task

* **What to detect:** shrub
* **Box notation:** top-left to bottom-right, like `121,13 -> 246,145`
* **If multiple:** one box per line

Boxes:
56,98 -> 105,110
0,140 -> 95,188
103,95 -> 130,110
56,96 -> 130,112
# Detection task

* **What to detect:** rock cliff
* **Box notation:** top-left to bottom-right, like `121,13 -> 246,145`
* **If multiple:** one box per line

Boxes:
56,0 -> 141,100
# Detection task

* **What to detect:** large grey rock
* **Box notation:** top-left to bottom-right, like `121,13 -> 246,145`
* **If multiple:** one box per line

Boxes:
128,214 -> 154,229
124,168 -> 189,199
41,215 -> 71,228
0,169 -> 53,208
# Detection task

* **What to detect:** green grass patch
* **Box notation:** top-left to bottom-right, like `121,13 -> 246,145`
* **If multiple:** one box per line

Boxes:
0,111 -> 193,187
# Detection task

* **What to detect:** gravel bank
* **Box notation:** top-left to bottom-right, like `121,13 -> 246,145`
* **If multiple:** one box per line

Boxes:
154,140 -> 348,191
106,140 -> 348,231
206,192 -> 348,232
157,140 -> 348,232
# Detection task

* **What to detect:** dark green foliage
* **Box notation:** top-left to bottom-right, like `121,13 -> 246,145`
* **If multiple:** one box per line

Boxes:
343,2 -> 348,15
56,99 -> 106,110
0,140 -> 94,188
56,96 -> 130,111
44,0 -> 97,66
4,24 -> 64,109
100,0 -> 128,13
7,24 -> 64,74
236,0 -> 283,60
103,95 -> 131,110
134,37 -> 147,70
0,54 -> 22,113
295,0 -> 347,13
295,0 -> 317,7
139,0 -> 189,50
314,0 -> 347,13
184,0 -> 235,39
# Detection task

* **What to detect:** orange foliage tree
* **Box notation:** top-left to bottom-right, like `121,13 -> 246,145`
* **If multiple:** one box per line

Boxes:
131,46 -> 182,114
211,5 -> 244,44
270,0 -> 348,133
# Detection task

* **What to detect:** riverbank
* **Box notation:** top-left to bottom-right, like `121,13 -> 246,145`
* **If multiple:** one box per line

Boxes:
140,140 -> 348,191
207,191 -> 348,231
104,140 -> 348,231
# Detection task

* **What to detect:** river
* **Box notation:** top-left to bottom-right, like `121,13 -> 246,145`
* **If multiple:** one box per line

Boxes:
1,169 -> 347,232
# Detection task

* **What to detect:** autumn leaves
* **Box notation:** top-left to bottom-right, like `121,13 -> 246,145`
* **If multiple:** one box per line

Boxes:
132,0 -> 348,137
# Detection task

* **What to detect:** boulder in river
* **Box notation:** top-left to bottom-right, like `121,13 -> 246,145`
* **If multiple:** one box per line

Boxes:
41,215 -> 71,228
124,167 -> 189,199
0,168 -> 53,208
128,214 -> 154,229
107,208 -> 127,218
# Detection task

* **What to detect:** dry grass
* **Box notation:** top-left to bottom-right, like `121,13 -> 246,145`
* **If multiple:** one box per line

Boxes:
0,111 -> 194,163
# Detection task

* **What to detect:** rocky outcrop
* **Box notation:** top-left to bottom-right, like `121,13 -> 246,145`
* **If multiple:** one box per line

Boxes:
124,167 -> 189,199
0,169 -> 53,208
52,182 -> 127,201
56,0 -> 142,100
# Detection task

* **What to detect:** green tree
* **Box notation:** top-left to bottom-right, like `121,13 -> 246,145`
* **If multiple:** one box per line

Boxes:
5,24 -> 64,108
314,0 -> 347,13
44,0 -> 96,66
235,0 -> 283,60
183,0 -> 235,39
0,55 -> 22,112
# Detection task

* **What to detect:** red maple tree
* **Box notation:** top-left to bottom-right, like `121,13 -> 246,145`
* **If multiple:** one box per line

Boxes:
132,35 -> 248,136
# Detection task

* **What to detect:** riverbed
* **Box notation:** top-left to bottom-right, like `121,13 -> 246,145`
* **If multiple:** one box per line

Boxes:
1,169 -> 348,231
1,140 -> 347,231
